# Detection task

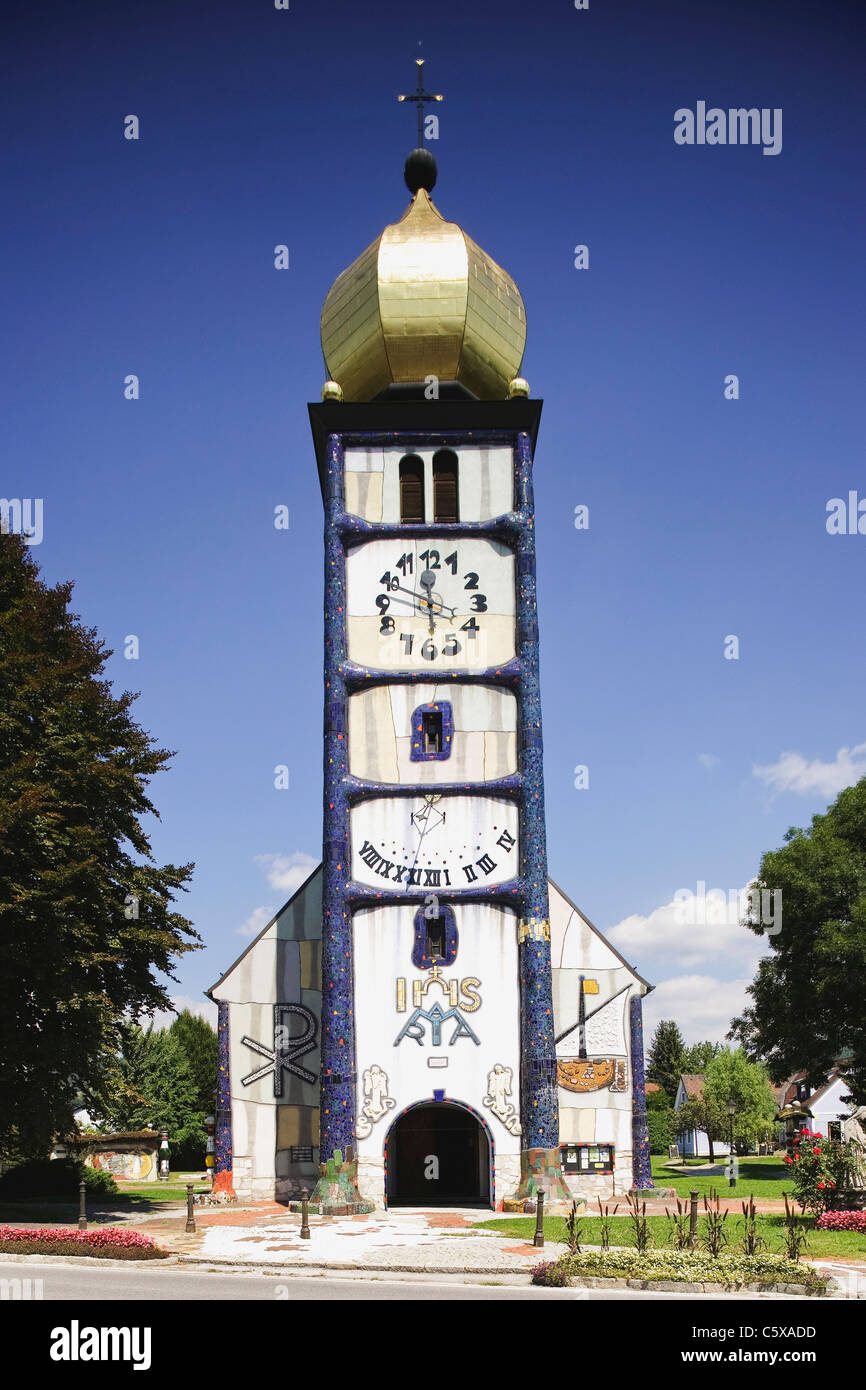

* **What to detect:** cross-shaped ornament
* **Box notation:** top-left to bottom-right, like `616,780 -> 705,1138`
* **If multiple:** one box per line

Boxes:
397,56 -> 443,148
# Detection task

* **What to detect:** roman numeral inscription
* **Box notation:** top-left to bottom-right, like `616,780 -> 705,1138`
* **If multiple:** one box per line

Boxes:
358,839 -> 508,885
357,842 -> 424,883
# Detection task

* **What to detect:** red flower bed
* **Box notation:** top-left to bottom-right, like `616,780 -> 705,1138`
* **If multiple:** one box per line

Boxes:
0,1225 -> 168,1259
815,1211 -> 866,1233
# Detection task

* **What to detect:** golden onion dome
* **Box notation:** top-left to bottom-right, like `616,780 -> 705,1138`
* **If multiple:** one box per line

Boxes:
320,155 -> 526,402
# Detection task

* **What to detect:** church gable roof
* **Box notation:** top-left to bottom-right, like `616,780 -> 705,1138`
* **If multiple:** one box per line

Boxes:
207,862 -> 322,1001
549,875 -> 651,991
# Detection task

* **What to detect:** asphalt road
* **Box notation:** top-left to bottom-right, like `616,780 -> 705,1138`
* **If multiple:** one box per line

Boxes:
0,1261 -> 784,1301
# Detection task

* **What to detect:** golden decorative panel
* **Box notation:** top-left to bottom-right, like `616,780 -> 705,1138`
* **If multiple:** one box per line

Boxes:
557,1058 -> 627,1094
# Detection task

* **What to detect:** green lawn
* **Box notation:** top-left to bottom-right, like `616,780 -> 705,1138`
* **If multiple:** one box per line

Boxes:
473,1213 -> 866,1260
651,1154 -> 792,1198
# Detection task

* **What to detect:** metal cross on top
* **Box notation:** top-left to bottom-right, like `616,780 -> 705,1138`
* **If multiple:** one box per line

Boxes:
397,56 -> 443,148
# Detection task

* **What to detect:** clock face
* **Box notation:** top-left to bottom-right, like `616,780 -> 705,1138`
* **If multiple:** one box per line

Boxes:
350,794 -> 518,890
345,538 -> 515,672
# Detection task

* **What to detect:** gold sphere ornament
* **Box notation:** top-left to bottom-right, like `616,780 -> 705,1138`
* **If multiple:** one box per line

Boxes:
508,376 -> 530,398
321,380 -> 344,402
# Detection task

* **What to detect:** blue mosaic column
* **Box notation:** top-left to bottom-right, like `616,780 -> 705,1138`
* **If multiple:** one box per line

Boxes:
630,993 -> 653,1189
215,1001 -> 233,1180
318,432 -> 358,1164
514,431 -> 559,1151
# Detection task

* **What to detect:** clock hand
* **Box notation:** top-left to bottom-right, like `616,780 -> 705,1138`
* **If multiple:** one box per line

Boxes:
387,585 -> 457,618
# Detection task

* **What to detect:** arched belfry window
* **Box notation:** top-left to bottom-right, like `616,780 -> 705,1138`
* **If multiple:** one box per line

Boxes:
432,449 -> 459,523
399,454 -> 425,523
412,903 -> 458,970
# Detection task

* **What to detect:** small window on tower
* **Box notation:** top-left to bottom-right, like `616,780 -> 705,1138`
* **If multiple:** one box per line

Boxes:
422,709 -> 442,754
410,701 -> 453,762
412,903 -> 458,970
399,454 -> 425,523
432,449 -> 459,523
425,915 -> 446,960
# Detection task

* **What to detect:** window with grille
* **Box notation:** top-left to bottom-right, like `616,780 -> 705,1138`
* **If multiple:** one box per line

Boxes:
399,454 -> 425,523
432,449 -> 459,523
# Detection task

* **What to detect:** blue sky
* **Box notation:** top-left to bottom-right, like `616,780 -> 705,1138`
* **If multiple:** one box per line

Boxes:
4,0 -> 864,1046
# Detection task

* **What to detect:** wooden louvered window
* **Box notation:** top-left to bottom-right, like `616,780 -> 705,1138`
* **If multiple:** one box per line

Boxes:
399,454 -> 425,523
432,449 -> 459,523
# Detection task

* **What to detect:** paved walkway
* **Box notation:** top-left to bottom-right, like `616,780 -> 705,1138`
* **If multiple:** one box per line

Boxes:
161,1206 -> 554,1274
5,1198 -> 864,1291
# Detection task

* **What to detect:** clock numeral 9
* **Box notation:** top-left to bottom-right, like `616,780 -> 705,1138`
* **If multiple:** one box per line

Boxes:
375,594 -> 391,615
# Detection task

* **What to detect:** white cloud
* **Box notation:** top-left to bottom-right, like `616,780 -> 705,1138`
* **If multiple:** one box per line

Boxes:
753,742 -> 866,798
642,974 -> 751,1046
255,851 -> 319,895
608,885 -> 769,970
697,752 -> 720,769
238,904 -> 276,938
148,994 -> 218,1031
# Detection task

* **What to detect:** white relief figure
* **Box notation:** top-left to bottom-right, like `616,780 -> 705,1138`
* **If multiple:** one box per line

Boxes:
356,1063 -> 396,1139
483,1063 -> 522,1136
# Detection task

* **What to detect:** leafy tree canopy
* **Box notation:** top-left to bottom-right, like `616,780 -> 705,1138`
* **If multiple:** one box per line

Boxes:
169,1010 -> 218,1114
730,778 -> 866,1105
682,1039 -> 724,1073
100,1024 -> 202,1139
675,1048 -> 777,1157
0,533 -> 198,1158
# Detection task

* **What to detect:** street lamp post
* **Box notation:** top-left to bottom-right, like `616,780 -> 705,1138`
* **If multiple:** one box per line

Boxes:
727,1098 -> 736,1186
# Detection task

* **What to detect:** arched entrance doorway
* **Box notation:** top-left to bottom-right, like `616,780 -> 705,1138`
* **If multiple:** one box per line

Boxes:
385,1102 -> 492,1207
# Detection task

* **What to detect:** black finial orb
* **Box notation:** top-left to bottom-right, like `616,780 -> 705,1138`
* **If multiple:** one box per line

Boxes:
404,147 -> 437,194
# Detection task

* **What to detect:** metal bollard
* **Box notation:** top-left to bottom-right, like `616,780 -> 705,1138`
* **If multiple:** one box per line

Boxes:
300,1188 -> 311,1240
533,1190 -> 545,1248
688,1188 -> 699,1248
78,1180 -> 87,1231
185,1183 -> 196,1233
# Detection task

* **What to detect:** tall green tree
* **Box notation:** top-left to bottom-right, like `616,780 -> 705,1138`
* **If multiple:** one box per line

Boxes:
730,778 -> 866,1104
675,1093 -> 728,1163
646,1019 -> 687,1101
682,1040 -> 724,1073
0,532 -> 198,1158
101,1024 -> 202,1140
169,1010 -> 218,1113
703,1048 -> 777,1153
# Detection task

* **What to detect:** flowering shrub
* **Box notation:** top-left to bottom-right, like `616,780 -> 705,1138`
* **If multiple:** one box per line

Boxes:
0,1225 -> 167,1259
530,1260 -> 570,1287
816,1211 -> 866,1232
787,1132 -> 863,1214
555,1248 -> 827,1291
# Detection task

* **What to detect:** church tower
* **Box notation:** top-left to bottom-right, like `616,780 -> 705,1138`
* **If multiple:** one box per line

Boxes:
307,73 -> 571,1211
208,65 -> 653,1211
